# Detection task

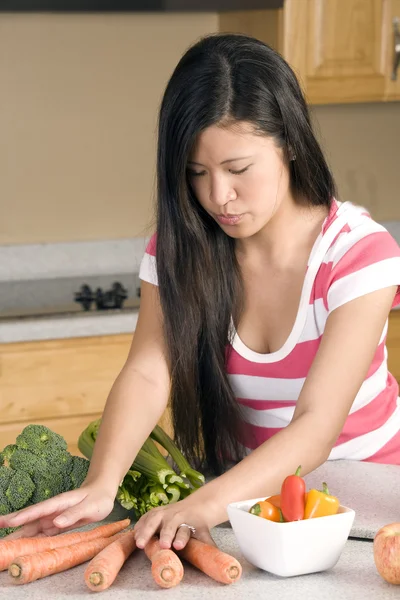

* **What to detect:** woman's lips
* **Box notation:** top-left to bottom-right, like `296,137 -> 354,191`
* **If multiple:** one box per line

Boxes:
215,214 -> 244,226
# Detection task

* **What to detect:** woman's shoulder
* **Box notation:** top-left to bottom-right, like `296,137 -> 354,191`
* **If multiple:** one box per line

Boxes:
323,200 -> 400,264
144,233 -> 157,257
318,200 -> 400,312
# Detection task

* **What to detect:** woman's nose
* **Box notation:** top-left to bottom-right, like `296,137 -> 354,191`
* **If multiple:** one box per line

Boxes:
209,178 -> 237,207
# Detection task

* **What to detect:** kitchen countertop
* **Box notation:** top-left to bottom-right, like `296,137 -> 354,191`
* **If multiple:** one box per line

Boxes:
0,522 -> 397,600
1,459 -> 400,599
0,310 -> 139,344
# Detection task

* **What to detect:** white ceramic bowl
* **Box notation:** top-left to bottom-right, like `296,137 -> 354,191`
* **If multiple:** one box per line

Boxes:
227,496 -> 355,577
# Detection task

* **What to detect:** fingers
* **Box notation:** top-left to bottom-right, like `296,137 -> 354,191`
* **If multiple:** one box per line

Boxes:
52,493 -> 114,529
172,524 -> 191,550
3,488 -> 88,528
133,508 -> 164,549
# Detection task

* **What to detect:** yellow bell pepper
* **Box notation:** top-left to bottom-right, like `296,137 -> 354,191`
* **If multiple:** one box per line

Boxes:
304,482 -> 339,519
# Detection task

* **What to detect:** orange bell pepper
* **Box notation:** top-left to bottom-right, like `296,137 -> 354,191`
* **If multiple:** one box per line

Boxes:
267,494 -> 281,508
304,482 -> 339,519
249,500 -> 283,522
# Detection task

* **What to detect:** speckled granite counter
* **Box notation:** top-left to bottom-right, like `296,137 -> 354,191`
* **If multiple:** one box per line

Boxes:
0,525 -> 396,600
1,459 -> 400,599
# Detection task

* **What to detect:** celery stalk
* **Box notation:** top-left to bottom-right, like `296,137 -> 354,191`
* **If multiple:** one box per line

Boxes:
149,484 -> 169,506
165,484 -> 180,503
150,425 -> 205,488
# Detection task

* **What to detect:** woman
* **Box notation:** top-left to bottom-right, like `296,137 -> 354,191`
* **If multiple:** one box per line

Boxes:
1,34 -> 400,551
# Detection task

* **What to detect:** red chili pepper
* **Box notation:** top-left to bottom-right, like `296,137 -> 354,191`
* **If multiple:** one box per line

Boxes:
280,465 -> 306,521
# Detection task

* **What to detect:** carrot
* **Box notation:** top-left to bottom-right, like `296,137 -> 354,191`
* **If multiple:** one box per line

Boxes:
177,538 -> 242,584
8,532 -> 125,585
0,518 -> 130,572
84,529 -> 137,592
144,536 -> 184,589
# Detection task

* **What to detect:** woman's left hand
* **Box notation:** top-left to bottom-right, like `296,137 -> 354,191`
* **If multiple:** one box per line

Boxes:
133,496 -> 217,551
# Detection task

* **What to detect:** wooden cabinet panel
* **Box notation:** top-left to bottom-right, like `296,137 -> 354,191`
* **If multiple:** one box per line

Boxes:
0,333 -> 174,456
0,334 -> 132,424
284,0 -> 387,104
384,0 -> 400,99
0,414 -> 103,457
388,311 -> 400,384
219,0 -> 398,104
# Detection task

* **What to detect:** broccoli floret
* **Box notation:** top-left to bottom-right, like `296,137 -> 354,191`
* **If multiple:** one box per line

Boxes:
0,488 -> 12,515
0,465 -> 14,489
30,472 -> 65,504
69,456 -> 90,489
16,424 -> 67,456
5,470 -> 35,510
0,445 -> 17,467
47,450 -> 73,477
9,448 -> 48,479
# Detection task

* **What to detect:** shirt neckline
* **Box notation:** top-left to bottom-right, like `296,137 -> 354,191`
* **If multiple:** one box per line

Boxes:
229,200 -> 349,364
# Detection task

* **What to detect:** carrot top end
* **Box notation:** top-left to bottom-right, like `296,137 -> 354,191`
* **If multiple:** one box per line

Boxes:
9,563 -> 22,579
89,572 -> 103,586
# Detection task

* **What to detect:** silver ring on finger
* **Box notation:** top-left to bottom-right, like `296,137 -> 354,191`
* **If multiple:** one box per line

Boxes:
177,523 -> 196,536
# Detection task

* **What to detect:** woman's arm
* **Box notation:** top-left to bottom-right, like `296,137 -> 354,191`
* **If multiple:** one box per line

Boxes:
0,280 -> 172,535
194,285 -> 398,523
83,280 -> 171,496
133,285 -> 397,549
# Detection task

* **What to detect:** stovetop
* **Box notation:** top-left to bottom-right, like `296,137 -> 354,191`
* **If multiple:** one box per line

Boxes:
0,272 -> 141,320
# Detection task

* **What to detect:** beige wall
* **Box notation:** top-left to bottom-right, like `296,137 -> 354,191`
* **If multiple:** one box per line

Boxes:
0,13 -> 218,245
311,102 -> 400,222
0,13 -> 399,245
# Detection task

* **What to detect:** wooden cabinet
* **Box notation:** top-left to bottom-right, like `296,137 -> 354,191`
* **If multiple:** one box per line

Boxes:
388,310 -> 400,385
0,335 -> 132,456
219,0 -> 400,104
384,0 -> 400,99
0,333 -> 173,456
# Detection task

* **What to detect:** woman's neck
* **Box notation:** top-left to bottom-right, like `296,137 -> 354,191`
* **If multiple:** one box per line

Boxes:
236,201 -> 329,270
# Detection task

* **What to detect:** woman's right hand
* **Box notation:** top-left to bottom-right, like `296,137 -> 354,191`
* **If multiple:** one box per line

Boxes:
0,482 -> 116,540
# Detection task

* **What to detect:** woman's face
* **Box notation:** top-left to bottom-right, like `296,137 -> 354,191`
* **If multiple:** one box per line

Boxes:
187,121 -> 293,240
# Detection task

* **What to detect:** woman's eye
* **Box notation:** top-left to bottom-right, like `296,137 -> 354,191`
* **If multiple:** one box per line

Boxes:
230,166 -> 250,175
187,169 -> 206,177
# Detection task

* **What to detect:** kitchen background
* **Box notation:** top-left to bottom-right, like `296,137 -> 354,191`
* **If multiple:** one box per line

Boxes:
1,2 -> 400,454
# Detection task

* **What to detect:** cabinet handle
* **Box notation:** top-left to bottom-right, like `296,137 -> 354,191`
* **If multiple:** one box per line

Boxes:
392,17 -> 400,81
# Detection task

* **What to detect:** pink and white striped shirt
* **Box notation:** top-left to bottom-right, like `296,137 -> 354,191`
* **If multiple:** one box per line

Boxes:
139,200 -> 400,464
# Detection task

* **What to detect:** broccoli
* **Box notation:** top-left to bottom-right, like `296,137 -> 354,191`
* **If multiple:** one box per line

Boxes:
0,425 -> 89,516
16,424 -> 67,456
0,488 -> 12,515
30,472 -> 65,504
0,445 -> 17,467
9,448 -> 48,479
68,455 -> 90,489
5,470 -> 35,510
0,465 -> 14,489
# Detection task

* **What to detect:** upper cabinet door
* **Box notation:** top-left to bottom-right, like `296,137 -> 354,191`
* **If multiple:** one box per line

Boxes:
283,0 -> 387,104
384,0 -> 400,99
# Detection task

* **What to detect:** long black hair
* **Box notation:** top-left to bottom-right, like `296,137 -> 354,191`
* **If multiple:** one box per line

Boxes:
155,33 -> 336,474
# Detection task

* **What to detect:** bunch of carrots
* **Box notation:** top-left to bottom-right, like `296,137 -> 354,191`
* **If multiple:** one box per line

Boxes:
0,518 -> 242,590
249,466 -> 340,523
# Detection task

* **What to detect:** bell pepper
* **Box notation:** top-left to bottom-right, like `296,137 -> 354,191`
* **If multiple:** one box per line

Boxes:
280,465 -> 306,521
267,492 -> 308,509
267,494 -> 281,508
304,482 -> 339,519
249,500 -> 283,522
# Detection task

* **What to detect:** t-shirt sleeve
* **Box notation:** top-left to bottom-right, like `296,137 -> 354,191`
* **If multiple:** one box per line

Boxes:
325,227 -> 400,313
139,233 -> 159,286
